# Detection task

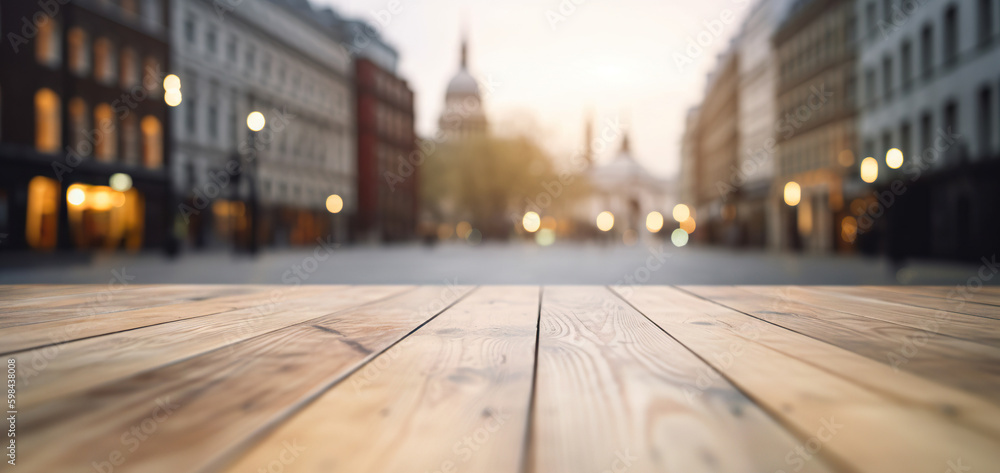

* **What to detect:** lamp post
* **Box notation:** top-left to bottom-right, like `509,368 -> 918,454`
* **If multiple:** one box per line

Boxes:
245,111 -> 266,255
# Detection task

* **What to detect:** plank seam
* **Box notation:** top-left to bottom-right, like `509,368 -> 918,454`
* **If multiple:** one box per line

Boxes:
518,285 -> 543,473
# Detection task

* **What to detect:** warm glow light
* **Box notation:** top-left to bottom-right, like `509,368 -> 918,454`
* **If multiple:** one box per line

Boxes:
247,111 -> 266,132
163,74 -> 181,91
842,216 -> 858,242
436,223 -> 454,240
109,173 -> 132,192
886,148 -> 904,169
672,204 -> 690,222
671,228 -> 689,247
596,211 -> 614,232
522,211 -> 541,233
325,194 -> 343,213
540,216 -> 557,231
680,217 -> 696,234
67,187 -> 86,206
838,149 -> 855,167
783,181 -> 801,206
456,221 -> 472,239
535,228 -> 555,246
112,191 -> 126,207
645,211 -> 664,233
861,157 -> 879,183
165,89 -> 182,107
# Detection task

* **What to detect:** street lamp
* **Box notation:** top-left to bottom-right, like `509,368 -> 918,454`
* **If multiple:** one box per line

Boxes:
163,74 -> 182,107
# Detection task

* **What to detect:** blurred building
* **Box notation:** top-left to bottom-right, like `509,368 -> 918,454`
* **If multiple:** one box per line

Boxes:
348,24 -> 419,242
0,0 -> 171,252
170,0 -> 355,249
678,106 -> 700,210
439,36 -> 488,140
584,132 -> 674,244
735,0 -> 796,249
772,0 -> 858,252
689,48 -> 740,245
850,0 -> 1000,260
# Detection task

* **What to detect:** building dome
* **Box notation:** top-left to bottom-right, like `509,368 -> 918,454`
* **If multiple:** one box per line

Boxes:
446,69 -> 480,97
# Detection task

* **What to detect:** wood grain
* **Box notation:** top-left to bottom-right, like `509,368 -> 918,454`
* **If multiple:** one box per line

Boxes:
827,286 -> 1000,320
16,285 -> 472,473
218,285 -> 538,473
529,286 -> 834,473
619,286 -> 1000,473
683,285 -> 1000,401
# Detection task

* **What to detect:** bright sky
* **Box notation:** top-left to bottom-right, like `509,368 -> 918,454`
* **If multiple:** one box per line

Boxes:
314,0 -> 752,178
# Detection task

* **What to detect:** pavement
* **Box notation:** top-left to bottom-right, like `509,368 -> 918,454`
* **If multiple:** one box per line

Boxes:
0,241 -> 994,285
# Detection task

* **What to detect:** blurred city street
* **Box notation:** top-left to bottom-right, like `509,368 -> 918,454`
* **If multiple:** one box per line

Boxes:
0,243 -> 992,285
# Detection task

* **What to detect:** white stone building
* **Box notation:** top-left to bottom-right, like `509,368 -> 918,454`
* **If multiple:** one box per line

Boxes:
170,0 -> 355,247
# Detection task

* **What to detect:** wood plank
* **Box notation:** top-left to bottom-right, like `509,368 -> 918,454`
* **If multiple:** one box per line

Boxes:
17,285 -> 473,473
749,286 -> 1000,347
618,286 -> 1000,473
0,285 -> 267,326
832,286 -> 1000,320
684,286 -> 1000,401
13,285 -> 406,408
217,285 -> 538,473
878,285 -> 1000,309
528,286 -> 835,473
0,285 -> 333,355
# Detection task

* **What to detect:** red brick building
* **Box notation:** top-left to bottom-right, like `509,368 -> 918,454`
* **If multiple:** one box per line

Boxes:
354,57 -> 418,242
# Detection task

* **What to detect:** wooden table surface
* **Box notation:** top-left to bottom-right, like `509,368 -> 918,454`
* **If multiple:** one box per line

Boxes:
3,285 -> 1000,473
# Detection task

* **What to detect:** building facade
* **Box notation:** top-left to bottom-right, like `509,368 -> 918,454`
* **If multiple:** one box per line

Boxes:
170,0 -> 355,249
851,0 -> 1000,260
773,0 -> 858,252
0,0 -> 171,252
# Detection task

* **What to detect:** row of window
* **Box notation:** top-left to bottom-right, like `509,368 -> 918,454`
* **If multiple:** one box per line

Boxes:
779,6 -> 855,83
181,13 -> 344,112
35,89 -> 163,168
35,21 -> 163,93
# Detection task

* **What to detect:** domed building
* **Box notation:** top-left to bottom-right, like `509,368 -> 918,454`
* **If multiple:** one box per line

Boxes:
438,36 -> 488,140
583,131 -> 674,243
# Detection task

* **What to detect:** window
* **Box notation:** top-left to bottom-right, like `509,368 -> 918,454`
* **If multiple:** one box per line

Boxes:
882,57 -> 893,101
68,28 -> 90,76
143,56 -> 161,96
980,87 -> 993,156
206,30 -> 217,54
184,16 -> 196,44
35,89 -> 61,153
262,55 -> 271,82
944,100 -> 958,137
900,41 -> 913,91
122,114 -> 139,164
120,47 -> 138,89
227,36 -> 237,62
141,116 -> 163,168
208,103 -> 218,139
245,45 -> 256,71
93,38 -> 117,84
979,0 -> 993,46
35,18 -> 61,67
185,98 -> 197,135
944,6 -> 958,65
94,104 -> 117,161
900,121 -> 912,159
142,0 -> 163,29
921,25 -> 934,77
25,176 -> 60,250
920,112 -> 933,151
68,98 -> 89,155
865,68 -> 876,104
866,2 -> 876,39
121,0 -> 138,16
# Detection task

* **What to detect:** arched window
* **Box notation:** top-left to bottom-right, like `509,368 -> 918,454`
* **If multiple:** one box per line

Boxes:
120,47 -> 138,89
35,18 -> 61,67
93,37 -> 117,84
141,116 -> 162,168
35,89 -> 61,153
68,98 -> 90,156
68,27 -> 90,76
122,114 -> 139,164
94,104 -> 117,161
25,176 -> 60,250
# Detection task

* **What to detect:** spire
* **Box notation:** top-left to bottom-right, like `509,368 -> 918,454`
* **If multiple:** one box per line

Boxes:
621,131 -> 630,154
584,113 -> 594,166
460,37 -> 468,68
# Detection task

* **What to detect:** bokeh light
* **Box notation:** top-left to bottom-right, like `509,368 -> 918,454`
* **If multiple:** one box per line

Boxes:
456,221 -> 472,239
109,173 -> 132,192
67,186 -> 86,206
325,194 -> 343,213
886,148 -> 903,169
246,111 -> 266,132
164,89 -> 182,107
645,211 -> 664,233
680,217 -> 696,234
783,181 -> 801,206
861,157 -> 879,183
522,211 -> 541,233
535,228 -> 555,246
671,228 -> 689,247
596,211 -> 614,232
672,204 -> 690,222
163,74 -> 181,91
